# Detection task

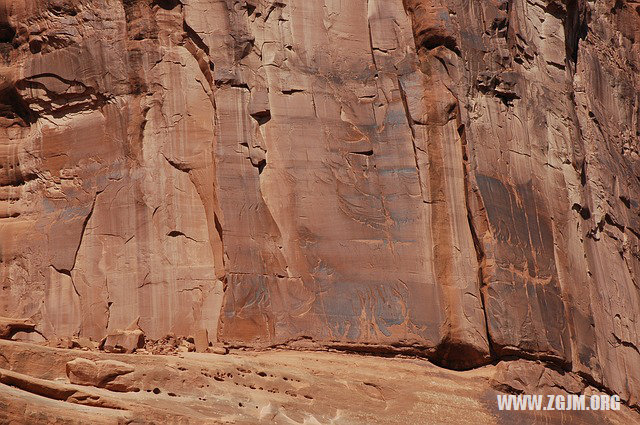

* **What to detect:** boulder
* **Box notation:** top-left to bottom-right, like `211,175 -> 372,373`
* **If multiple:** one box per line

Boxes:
66,358 -> 137,392
101,330 -> 145,354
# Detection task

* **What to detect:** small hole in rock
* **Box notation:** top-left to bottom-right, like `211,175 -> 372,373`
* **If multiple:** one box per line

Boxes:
29,39 -> 42,54
155,0 -> 180,10
0,23 -> 15,43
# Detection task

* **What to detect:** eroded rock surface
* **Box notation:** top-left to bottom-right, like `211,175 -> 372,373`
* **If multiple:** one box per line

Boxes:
0,0 -> 639,421
1,340 -> 639,425
66,357 -> 137,392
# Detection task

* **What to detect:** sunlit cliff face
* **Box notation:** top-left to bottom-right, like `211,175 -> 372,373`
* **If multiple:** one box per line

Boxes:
0,0 -> 490,359
0,1 -> 127,333
0,0 -> 223,340
1,0 -> 640,408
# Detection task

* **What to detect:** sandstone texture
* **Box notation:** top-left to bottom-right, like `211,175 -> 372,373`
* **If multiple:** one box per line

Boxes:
2,340 -> 640,425
0,0 -> 639,422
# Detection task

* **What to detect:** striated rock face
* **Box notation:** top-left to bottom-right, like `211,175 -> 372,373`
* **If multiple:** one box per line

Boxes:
1,0 -> 639,419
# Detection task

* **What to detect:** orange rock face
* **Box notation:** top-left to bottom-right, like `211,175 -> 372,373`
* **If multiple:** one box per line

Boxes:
1,0 -> 639,422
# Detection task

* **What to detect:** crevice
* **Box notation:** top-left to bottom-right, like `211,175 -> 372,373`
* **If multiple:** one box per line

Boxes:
458,121 -> 497,365
162,154 -> 191,173
250,110 -> 271,126
564,0 -> 589,68
214,214 -> 224,249
604,213 -> 625,233
367,7 -> 378,70
105,301 -> 113,331
153,0 -> 180,11
20,73 -> 103,94
183,21 -> 210,56
0,22 -> 15,44
418,33 -> 460,56
0,212 -> 20,219
572,203 -> 591,220
167,230 -> 199,243
0,86 -> 38,125
229,82 -> 250,90
264,2 -> 286,22
48,2 -> 78,16
0,172 -> 37,188
231,33 -> 255,62
70,193 -> 98,274
401,0 -> 461,57
547,60 -> 566,71
584,212 -> 629,240
612,334 -> 640,355
587,216 -> 606,240
281,89 -> 304,95
0,318 -> 36,340
245,3 -> 257,16
489,1 -> 510,39
610,0 -> 625,14
349,149 -> 374,157
494,347 -> 571,371
476,73 -> 520,107
397,80 -> 427,205
239,142 -> 267,175
51,265 -> 72,278
620,195 -> 632,209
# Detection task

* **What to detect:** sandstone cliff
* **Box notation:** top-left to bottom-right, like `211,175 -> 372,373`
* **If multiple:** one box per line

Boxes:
0,0 -> 639,422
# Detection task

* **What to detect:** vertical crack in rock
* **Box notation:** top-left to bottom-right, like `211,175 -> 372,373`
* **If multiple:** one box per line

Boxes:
59,190 -> 101,305
459,122 -> 496,362
50,266 -> 81,300
366,0 -> 378,70
174,5 -> 227,280
564,0 -> 589,70
397,80 -> 427,205
72,192 -> 98,275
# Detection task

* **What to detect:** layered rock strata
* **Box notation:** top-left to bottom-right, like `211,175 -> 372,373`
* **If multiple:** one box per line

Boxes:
0,0 -> 639,413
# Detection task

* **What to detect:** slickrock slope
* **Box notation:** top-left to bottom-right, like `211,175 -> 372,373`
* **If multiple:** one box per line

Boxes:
0,0 -> 639,422
3,340 -> 640,425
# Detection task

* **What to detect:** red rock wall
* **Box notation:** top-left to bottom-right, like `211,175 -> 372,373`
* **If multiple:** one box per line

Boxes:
1,0 -> 639,408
